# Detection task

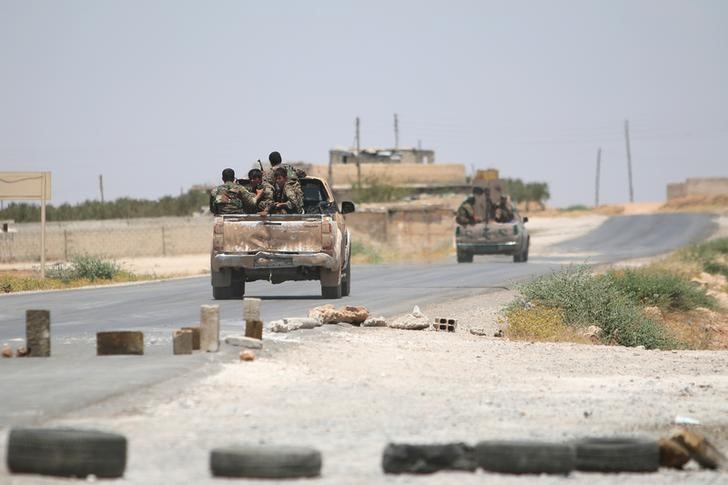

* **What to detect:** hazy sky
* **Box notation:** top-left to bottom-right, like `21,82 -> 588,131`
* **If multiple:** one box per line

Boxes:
1,0 -> 726,207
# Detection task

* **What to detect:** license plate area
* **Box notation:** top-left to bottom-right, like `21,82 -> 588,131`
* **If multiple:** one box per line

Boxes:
254,257 -> 293,268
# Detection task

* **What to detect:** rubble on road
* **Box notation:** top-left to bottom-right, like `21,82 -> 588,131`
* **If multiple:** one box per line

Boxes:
15,346 -> 28,357
308,304 -> 369,325
362,316 -> 387,327
388,306 -> 431,330
270,318 -> 322,333
671,427 -> 727,470
224,335 -> 263,349
658,437 -> 691,469
2,344 -> 13,358
239,350 -> 255,362
582,325 -> 602,342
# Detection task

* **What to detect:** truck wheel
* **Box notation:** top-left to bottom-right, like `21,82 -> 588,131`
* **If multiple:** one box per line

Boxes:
212,280 -> 245,300
514,241 -> 528,263
457,249 -> 473,263
341,256 -> 351,297
320,267 -> 342,299
321,284 -> 342,299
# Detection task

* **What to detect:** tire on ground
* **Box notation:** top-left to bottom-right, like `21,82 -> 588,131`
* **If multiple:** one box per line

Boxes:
475,440 -> 575,475
456,249 -> 473,263
382,443 -> 477,474
7,428 -> 127,478
574,437 -> 660,473
210,445 -> 322,479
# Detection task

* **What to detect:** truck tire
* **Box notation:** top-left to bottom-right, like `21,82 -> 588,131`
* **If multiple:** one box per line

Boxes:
7,428 -> 127,478
341,256 -> 351,297
457,248 -> 473,263
320,267 -> 342,299
514,240 -> 529,263
475,440 -> 574,475
212,280 -> 245,300
210,445 -> 322,479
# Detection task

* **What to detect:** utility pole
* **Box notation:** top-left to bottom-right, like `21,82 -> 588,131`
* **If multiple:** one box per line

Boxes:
624,119 -> 634,202
417,139 -> 422,151
99,174 -> 105,203
355,117 -> 361,187
394,113 -> 399,150
595,147 -> 602,207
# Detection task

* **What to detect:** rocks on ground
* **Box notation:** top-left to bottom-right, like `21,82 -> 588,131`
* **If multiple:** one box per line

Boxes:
308,305 -> 369,325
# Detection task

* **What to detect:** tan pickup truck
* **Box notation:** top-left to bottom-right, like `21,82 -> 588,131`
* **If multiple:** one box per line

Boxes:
210,177 -> 355,299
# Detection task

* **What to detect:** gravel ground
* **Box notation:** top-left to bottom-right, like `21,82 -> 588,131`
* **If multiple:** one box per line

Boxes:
1,289 -> 726,484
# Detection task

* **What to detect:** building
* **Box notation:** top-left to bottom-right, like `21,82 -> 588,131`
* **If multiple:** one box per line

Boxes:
329,147 -> 435,166
667,177 -> 728,200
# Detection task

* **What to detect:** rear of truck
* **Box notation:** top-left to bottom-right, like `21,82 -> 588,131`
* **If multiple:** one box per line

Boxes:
455,218 -> 529,263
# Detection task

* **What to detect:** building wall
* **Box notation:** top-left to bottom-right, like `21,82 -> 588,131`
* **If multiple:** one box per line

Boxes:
308,163 -> 466,186
329,148 -> 435,165
667,177 -> 728,200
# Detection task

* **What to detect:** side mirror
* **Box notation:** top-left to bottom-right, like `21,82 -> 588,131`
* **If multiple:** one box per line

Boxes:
341,201 -> 355,214
523,216 -> 529,223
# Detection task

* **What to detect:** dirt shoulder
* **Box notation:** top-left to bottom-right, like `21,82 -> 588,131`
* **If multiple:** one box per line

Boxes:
2,290 -> 725,484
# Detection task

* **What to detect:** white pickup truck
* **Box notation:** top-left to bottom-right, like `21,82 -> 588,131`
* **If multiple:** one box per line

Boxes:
210,177 -> 355,299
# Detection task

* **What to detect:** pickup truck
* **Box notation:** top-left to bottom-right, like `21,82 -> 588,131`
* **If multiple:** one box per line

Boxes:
455,209 -> 530,263
210,177 -> 355,299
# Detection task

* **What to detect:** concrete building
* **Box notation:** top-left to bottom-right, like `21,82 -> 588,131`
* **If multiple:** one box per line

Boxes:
667,177 -> 728,200
329,147 -> 435,165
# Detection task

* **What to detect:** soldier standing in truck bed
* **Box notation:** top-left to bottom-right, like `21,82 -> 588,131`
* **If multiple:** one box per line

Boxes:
270,167 -> 303,214
263,151 -> 306,185
209,168 -> 257,215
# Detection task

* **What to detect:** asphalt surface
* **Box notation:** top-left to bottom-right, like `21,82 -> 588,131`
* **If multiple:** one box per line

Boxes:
0,213 -> 718,427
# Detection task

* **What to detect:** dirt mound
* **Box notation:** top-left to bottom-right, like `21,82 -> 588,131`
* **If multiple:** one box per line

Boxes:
661,195 -> 728,214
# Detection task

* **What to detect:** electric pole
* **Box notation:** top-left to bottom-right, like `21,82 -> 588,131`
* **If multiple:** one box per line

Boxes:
595,147 -> 602,207
624,119 -> 634,202
394,113 -> 399,150
99,174 -> 105,203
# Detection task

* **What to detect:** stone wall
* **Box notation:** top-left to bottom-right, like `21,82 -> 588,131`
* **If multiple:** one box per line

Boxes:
667,177 -> 728,200
307,163 -> 466,186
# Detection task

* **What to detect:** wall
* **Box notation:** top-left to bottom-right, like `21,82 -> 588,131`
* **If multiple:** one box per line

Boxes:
308,163 -> 466,186
667,177 -> 728,200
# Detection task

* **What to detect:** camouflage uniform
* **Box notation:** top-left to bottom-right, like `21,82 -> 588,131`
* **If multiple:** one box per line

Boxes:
271,181 -> 304,214
494,200 -> 514,223
247,181 -> 275,213
455,196 -> 477,225
209,181 -> 257,214
262,163 -> 306,185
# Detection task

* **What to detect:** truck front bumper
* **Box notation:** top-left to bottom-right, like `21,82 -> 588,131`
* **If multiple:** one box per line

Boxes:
212,251 -> 338,272
456,241 -> 519,255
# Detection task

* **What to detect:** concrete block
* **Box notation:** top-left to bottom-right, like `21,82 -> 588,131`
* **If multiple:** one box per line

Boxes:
245,320 -> 263,340
173,329 -> 193,355
200,305 -> 220,352
97,331 -> 144,355
224,335 -> 263,349
26,310 -> 51,357
244,298 -> 261,322
434,317 -> 457,332
181,326 -> 201,350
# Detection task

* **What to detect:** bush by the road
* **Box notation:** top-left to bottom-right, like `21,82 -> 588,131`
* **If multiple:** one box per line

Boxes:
683,238 -> 728,279
606,268 -> 715,311
47,254 -> 123,282
506,265 -> 676,349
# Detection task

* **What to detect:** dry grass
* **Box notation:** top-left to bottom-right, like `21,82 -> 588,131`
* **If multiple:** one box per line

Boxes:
504,306 -> 590,344
660,195 -> 728,214
0,270 -> 152,294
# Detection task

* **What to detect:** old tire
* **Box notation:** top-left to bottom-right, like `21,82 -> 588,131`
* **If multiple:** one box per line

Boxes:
475,440 -> 574,475
456,249 -> 473,263
574,437 -> 659,473
210,445 -> 322,479
7,428 -> 126,478
382,443 -> 477,474
341,256 -> 351,297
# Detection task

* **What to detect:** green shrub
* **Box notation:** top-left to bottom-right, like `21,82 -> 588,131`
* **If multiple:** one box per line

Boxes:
47,254 -> 122,281
606,268 -> 715,311
509,265 -> 675,349
351,240 -> 383,264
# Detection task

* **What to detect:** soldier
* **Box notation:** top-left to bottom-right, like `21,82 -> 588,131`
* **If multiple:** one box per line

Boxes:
455,187 -> 484,225
247,168 -> 274,213
494,195 -> 514,223
209,168 -> 257,215
263,151 -> 306,185
270,167 -> 303,214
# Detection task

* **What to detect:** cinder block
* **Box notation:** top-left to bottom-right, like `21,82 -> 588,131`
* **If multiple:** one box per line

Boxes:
181,326 -> 201,350
244,298 -> 261,323
245,320 -> 263,340
434,317 -> 457,332
173,329 -> 193,355
200,305 -> 220,352
97,331 -> 144,355
26,310 -> 51,357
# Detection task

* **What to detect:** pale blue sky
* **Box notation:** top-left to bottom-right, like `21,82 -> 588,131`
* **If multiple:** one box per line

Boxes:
1,0 -> 726,206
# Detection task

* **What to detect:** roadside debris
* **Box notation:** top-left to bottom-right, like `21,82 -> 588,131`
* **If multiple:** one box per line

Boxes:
26,309 -> 51,357
308,304 -> 369,325
96,331 -> 144,356
239,350 -> 256,362
1,344 -> 13,358
15,346 -> 29,357
573,437 -> 659,473
671,427 -> 727,470
476,440 -> 575,475
674,415 -> 701,425
581,325 -> 602,342
210,445 -> 321,478
362,316 -> 387,327
382,443 -> 476,474
200,304 -> 220,352
225,335 -> 263,349
658,437 -> 691,469
433,318 -> 457,332
181,326 -> 201,350
493,329 -> 504,337
270,318 -> 323,333
387,306 -> 430,330
469,327 -> 489,336
244,298 -> 263,340
172,329 -> 193,355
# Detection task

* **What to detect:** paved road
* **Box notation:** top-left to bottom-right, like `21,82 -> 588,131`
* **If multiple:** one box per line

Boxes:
0,213 -> 717,426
